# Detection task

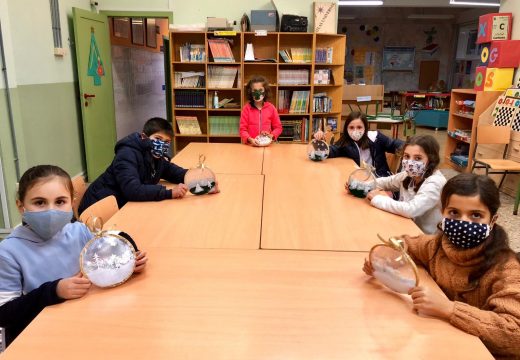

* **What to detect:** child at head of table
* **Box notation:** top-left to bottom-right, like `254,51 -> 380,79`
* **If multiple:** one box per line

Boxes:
364,173 -> 520,358
239,75 -> 282,146
0,165 -> 148,347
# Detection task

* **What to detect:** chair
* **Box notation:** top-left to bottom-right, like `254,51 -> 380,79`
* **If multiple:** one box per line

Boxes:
79,195 -> 119,227
72,176 -> 87,219
471,125 -> 520,208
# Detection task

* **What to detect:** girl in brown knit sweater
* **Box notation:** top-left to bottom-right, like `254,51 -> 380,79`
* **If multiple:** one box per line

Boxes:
364,173 -> 520,358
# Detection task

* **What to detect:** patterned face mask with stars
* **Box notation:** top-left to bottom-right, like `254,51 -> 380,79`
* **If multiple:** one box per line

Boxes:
441,218 -> 491,249
401,159 -> 426,178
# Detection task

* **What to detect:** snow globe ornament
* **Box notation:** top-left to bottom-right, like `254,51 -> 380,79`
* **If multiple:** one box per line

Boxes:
307,139 -> 329,161
184,154 -> 216,195
79,217 -> 136,288
369,234 -> 419,294
347,162 -> 377,198
254,134 -> 272,147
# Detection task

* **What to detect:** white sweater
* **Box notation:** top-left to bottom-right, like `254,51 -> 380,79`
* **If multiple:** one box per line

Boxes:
371,170 -> 446,234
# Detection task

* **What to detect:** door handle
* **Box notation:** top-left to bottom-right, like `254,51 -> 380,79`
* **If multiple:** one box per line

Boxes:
84,93 -> 96,99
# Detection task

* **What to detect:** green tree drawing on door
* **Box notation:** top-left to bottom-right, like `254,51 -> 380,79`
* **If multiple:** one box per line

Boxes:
73,8 -> 116,181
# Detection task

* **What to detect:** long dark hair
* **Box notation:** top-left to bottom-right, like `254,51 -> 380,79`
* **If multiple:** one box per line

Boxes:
246,75 -> 272,105
18,165 -> 73,202
336,111 -> 370,149
402,134 -> 440,192
439,173 -> 519,289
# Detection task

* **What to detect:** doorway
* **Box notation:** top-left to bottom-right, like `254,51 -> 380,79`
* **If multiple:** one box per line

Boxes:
108,16 -> 170,139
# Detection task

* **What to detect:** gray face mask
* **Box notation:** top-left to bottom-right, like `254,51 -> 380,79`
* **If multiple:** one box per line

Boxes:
23,209 -> 73,240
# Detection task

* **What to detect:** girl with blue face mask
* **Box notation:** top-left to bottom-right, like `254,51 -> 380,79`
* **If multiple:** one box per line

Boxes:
0,165 -> 148,347
363,174 -> 520,358
366,135 -> 446,234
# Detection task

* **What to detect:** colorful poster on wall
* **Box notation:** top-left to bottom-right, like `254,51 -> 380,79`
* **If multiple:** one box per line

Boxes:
87,31 -> 105,86
382,46 -> 415,71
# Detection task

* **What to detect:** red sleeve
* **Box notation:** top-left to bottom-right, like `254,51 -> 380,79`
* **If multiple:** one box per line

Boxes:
239,104 -> 251,144
270,105 -> 282,140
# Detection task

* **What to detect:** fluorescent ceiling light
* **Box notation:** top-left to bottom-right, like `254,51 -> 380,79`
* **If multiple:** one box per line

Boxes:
449,0 -> 499,6
408,14 -> 455,19
338,1 -> 383,5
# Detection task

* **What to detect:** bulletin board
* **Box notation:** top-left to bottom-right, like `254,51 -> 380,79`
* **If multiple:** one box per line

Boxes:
382,46 -> 415,71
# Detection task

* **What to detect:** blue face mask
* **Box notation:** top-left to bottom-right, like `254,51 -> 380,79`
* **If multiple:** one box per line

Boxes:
150,139 -> 170,158
23,209 -> 73,240
441,218 -> 491,249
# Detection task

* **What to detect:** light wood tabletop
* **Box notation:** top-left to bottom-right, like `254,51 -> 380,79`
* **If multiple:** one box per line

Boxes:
172,142 -> 264,175
104,174 -> 263,249
262,144 -> 422,251
2,248 -> 492,360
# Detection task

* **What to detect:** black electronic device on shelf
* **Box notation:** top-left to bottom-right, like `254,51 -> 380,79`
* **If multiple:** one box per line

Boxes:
280,15 -> 307,32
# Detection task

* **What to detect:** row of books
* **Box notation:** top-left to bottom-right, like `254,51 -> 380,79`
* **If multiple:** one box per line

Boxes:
209,116 -> 240,136
312,117 -> 338,133
278,48 -> 312,63
279,118 -> 310,142
174,90 -> 205,108
279,69 -> 310,85
179,43 -> 205,62
313,93 -> 333,113
176,116 -> 202,135
174,71 -> 205,88
207,66 -> 238,88
277,90 -> 310,114
208,39 -> 235,62
315,47 -> 334,64
314,69 -> 332,85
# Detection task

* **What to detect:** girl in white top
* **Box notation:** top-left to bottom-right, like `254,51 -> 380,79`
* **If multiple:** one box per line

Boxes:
367,134 -> 446,234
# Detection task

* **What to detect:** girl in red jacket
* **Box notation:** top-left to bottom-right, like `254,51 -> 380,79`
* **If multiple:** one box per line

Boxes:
240,75 -> 282,145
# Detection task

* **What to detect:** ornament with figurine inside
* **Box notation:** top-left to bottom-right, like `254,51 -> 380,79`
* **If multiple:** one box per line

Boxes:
369,234 -> 419,294
347,163 -> 377,198
184,154 -> 217,195
307,139 -> 330,161
254,134 -> 272,147
79,218 -> 137,288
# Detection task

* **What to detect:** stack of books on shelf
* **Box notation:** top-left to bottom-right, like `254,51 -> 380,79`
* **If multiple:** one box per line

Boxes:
209,116 -> 240,135
447,129 -> 471,142
174,71 -> 205,88
179,43 -> 205,62
278,90 -> 292,114
278,48 -> 312,63
174,90 -> 205,108
279,118 -> 309,142
208,66 -> 238,88
313,117 -> 337,133
289,91 -> 310,114
314,69 -> 332,85
427,97 -> 447,110
450,142 -> 470,168
176,116 -> 202,135
207,39 -> 235,62
279,69 -> 309,85
315,47 -> 333,64
313,93 -> 332,113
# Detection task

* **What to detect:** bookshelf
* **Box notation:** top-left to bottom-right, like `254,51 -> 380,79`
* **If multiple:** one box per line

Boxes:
444,89 -> 502,172
170,31 -> 346,153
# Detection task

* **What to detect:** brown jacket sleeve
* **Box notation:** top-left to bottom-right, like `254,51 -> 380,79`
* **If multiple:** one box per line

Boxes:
449,255 -> 520,358
402,234 -> 439,269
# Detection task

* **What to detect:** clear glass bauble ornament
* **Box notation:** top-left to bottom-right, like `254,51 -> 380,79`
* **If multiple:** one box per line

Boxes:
347,166 -> 376,198
80,227 -> 136,288
369,235 -> 419,294
307,139 -> 329,161
254,134 -> 272,147
184,154 -> 217,195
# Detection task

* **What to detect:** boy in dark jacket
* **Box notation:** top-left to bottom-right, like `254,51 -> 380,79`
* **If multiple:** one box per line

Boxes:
78,118 -> 189,215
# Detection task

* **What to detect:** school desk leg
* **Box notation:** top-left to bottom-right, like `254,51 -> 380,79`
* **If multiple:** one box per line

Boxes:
514,180 -> 519,215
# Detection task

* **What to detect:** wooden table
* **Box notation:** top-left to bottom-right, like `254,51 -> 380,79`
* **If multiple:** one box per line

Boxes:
262,144 -> 421,251
2,249 -> 492,359
105,174 -> 263,249
368,117 -> 404,139
172,142 -> 264,175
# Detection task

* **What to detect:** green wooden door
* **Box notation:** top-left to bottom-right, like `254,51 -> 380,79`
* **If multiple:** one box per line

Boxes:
73,8 -> 116,181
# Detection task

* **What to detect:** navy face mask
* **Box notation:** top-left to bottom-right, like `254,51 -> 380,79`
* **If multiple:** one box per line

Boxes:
252,89 -> 265,101
150,139 -> 170,158
441,218 -> 492,249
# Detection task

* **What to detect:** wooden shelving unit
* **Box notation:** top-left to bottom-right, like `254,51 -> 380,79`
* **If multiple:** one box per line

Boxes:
170,31 -> 346,153
444,89 -> 502,172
